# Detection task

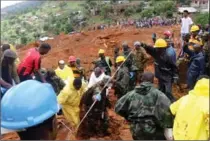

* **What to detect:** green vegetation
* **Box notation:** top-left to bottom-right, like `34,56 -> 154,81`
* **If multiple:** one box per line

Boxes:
194,13 -> 209,27
1,0 -> 208,45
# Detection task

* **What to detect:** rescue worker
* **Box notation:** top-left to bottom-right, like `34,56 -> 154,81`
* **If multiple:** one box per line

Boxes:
76,58 -> 86,81
77,76 -> 112,139
189,25 -> 203,50
201,32 -> 210,76
1,49 -> 20,91
140,39 -> 178,102
57,78 -> 87,129
163,31 -> 176,64
55,60 -> 74,83
170,77 -> 209,140
115,72 -> 173,140
114,46 -> 120,69
88,67 -> 106,88
2,44 -> 20,66
183,41 -> 205,90
152,33 -> 156,43
45,69 -> 66,95
95,49 -> 112,76
17,43 -> 51,82
133,41 -> 148,84
113,56 -> 130,99
1,80 -> 60,140
68,56 -> 83,79
122,42 -> 137,90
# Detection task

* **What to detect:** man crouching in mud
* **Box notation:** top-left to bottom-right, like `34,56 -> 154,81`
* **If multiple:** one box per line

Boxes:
76,76 -> 112,139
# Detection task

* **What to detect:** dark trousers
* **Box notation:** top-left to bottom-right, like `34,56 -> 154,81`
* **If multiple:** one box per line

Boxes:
187,72 -> 198,90
19,74 -> 32,82
158,79 -> 175,102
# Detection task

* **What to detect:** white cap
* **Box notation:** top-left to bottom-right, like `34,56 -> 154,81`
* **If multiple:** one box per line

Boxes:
134,41 -> 141,46
58,60 -> 65,64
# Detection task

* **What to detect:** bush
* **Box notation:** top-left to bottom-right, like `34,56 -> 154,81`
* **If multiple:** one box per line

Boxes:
141,8 -> 154,18
124,7 -> 135,17
166,11 -> 173,18
136,2 -> 145,13
100,5 -> 113,18
194,13 -> 209,27
153,1 -> 175,16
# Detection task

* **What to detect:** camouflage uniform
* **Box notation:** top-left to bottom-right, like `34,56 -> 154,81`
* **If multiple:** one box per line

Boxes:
77,84 -> 111,138
133,48 -> 148,82
115,82 -> 173,140
114,65 -> 130,99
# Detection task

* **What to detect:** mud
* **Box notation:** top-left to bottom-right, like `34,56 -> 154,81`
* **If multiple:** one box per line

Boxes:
1,25 -> 187,140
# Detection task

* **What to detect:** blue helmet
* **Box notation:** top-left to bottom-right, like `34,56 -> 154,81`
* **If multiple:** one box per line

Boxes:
1,80 -> 60,130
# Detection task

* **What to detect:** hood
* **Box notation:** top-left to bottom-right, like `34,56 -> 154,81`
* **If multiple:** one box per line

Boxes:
189,78 -> 209,97
134,82 -> 153,95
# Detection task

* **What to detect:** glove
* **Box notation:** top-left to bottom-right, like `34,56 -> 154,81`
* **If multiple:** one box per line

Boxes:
173,76 -> 179,84
129,72 -> 134,78
93,93 -> 101,101
164,128 -> 173,140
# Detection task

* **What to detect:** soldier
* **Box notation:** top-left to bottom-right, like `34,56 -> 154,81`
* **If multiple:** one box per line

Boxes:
133,41 -> 148,84
77,76 -> 112,139
113,56 -> 130,99
115,72 -> 173,140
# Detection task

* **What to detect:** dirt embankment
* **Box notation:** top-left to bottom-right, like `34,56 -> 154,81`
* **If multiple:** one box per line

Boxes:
1,25 -> 187,140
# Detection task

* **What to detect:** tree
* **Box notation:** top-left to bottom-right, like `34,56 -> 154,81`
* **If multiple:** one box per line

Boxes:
166,11 -> 173,18
194,13 -> 209,27
59,2 -> 67,8
100,5 -> 113,18
141,8 -> 153,18
21,36 -> 27,44
124,7 -> 135,17
43,24 -> 49,31
136,2 -> 145,13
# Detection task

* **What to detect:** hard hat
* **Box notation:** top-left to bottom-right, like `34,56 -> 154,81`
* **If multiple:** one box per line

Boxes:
116,56 -> 125,63
1,80 -> 60,130
98,49 -> 105,54
58,60 -> 65,64
3,49 -> 17,59
68,56 -> 76,62
163,30 -> 172,37
154,38 -> 167,48
134,41 -> 141,47
190,25 -> 200,32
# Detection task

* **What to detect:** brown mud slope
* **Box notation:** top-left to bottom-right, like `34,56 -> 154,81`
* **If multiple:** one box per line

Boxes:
1,25 -> 187,140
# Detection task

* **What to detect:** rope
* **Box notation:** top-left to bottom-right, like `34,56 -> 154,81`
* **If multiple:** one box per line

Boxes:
76,49 -> 134,130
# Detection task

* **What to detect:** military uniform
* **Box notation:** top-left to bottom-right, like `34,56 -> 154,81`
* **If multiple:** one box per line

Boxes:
133,48 -> 148,82
114,65 -> 130,99
115,82 -> 173,140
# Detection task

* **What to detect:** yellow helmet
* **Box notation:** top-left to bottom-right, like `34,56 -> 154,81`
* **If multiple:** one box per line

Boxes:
190,25 -> 199,32
116,56 -> 125,63
98,49 -> 105,54
154,38 -> 167,48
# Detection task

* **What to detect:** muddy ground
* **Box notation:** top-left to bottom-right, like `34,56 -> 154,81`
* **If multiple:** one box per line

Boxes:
1,25 -> 187,140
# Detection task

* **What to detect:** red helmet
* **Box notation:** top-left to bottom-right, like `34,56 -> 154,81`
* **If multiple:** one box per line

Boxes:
68,56 -> 76,62
163,30 -> 172,37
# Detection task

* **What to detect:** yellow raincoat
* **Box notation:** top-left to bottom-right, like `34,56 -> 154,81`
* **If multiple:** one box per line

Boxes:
57,79 -> 87,128
170,78 -> 209,140
55,65 -> 74,81
9,44 -> 20,66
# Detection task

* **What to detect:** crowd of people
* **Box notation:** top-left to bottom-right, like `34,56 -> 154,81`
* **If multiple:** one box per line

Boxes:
1,10 -> 210,140
96,17 -> 178,30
